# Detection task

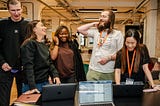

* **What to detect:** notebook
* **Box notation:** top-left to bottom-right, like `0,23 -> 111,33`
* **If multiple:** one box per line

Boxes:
113,81 -> 144,97
14,93 -> 41,105
78,80 -> 115,106
42,83 -> 77,103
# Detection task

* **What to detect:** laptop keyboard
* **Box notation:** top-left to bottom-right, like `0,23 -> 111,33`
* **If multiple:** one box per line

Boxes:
80,103 -> 114,106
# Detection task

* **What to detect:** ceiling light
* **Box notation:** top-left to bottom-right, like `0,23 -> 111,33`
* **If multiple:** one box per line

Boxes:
77,9 -> 103,13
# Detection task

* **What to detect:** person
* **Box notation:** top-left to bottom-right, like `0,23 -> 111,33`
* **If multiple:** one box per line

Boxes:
0,0 -> 29,105
50,25 -> 86,83
20,20 -> 61,94
77,10 -> 124,81
114,29 -> 160,90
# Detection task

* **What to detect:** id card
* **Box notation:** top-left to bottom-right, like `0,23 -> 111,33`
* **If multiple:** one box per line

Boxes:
125,78 -> 134,85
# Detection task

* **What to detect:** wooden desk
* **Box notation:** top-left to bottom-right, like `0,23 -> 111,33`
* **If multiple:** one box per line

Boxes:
12,87 -> 160,106
114,97 -> 142,106
142,91 -> 160,106
114,90 -> 160,106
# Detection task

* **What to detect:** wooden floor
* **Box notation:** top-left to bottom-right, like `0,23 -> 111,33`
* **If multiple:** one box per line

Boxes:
10,78 -> 18,105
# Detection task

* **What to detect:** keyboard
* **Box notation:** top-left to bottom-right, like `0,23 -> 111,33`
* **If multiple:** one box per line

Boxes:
80,103 -> 114,106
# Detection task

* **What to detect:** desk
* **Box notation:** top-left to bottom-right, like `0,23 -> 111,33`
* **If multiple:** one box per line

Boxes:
13,88 -> 160,106
114,97 -> 142,106
142,91 -> 160,106
114,91 -> 160,106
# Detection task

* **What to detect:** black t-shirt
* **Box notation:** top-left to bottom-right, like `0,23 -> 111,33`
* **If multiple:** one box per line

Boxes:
114,45 -> 150,82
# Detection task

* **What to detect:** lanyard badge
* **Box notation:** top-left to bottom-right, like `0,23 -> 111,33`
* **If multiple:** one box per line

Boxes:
126,78 -> 134,85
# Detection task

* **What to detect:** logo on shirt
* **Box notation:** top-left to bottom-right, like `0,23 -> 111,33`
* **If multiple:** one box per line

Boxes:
14,29 -> 19,34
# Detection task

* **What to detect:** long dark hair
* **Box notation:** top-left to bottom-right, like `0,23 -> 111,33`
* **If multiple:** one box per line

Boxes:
22,20 -> 40,45
121,29 -> 141,74
107,10 -> 115,33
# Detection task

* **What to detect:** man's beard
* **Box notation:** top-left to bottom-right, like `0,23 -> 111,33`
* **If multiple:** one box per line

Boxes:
97,21 -> 111,32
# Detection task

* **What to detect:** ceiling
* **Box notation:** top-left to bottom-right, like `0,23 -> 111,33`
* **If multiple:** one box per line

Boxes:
38,0 -> 148,25
0,0 -> 149,25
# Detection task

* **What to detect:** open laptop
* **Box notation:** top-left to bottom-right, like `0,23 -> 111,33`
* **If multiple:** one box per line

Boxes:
77,80 -> 115,106
113,81 -> 144,97
41,83 -> 77,106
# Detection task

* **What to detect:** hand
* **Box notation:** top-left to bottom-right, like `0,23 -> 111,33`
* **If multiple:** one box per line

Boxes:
53,77 -> 61,84
152,85 -> 160,90
93,22 -> 99,27
2,63 -> 11,71
23,88 -> 40,94
98,56 -> 111,65
48,77 -> 53,84
53,36 -> 59,46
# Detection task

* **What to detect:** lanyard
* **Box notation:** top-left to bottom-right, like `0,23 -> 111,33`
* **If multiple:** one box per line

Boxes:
98,31 -> 108,47
126,49 -> 136,78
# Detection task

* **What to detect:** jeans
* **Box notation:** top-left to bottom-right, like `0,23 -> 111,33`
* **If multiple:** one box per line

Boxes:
22,81 -> 49,93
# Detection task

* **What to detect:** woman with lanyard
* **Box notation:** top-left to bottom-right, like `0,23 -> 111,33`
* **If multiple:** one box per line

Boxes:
114,29 -> 160,90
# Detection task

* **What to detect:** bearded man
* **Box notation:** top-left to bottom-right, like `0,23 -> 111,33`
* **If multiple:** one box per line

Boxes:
77,10 -> 124,81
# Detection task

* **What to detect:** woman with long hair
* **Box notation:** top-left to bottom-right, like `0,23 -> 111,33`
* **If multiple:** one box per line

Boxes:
50,25 -> 86,83
21,20 -> 60,94
115,29 -> 160,90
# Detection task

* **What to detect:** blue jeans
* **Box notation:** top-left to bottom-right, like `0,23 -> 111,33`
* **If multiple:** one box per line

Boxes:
22,81 -> 49,93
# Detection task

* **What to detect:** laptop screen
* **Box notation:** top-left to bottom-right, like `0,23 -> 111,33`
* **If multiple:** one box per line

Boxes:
78,80 -> 113,104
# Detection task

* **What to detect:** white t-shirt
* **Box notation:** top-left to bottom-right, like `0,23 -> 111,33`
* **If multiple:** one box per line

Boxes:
87,29 -> 124,73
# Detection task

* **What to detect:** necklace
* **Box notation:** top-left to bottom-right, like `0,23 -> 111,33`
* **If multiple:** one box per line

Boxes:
98,31 -> 109,47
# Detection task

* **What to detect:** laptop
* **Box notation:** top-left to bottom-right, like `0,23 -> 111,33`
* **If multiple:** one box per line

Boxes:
41,83 -> 77,106
113,81 -> 144,97
77,80 -> 115,106
13,93 -> 41,105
